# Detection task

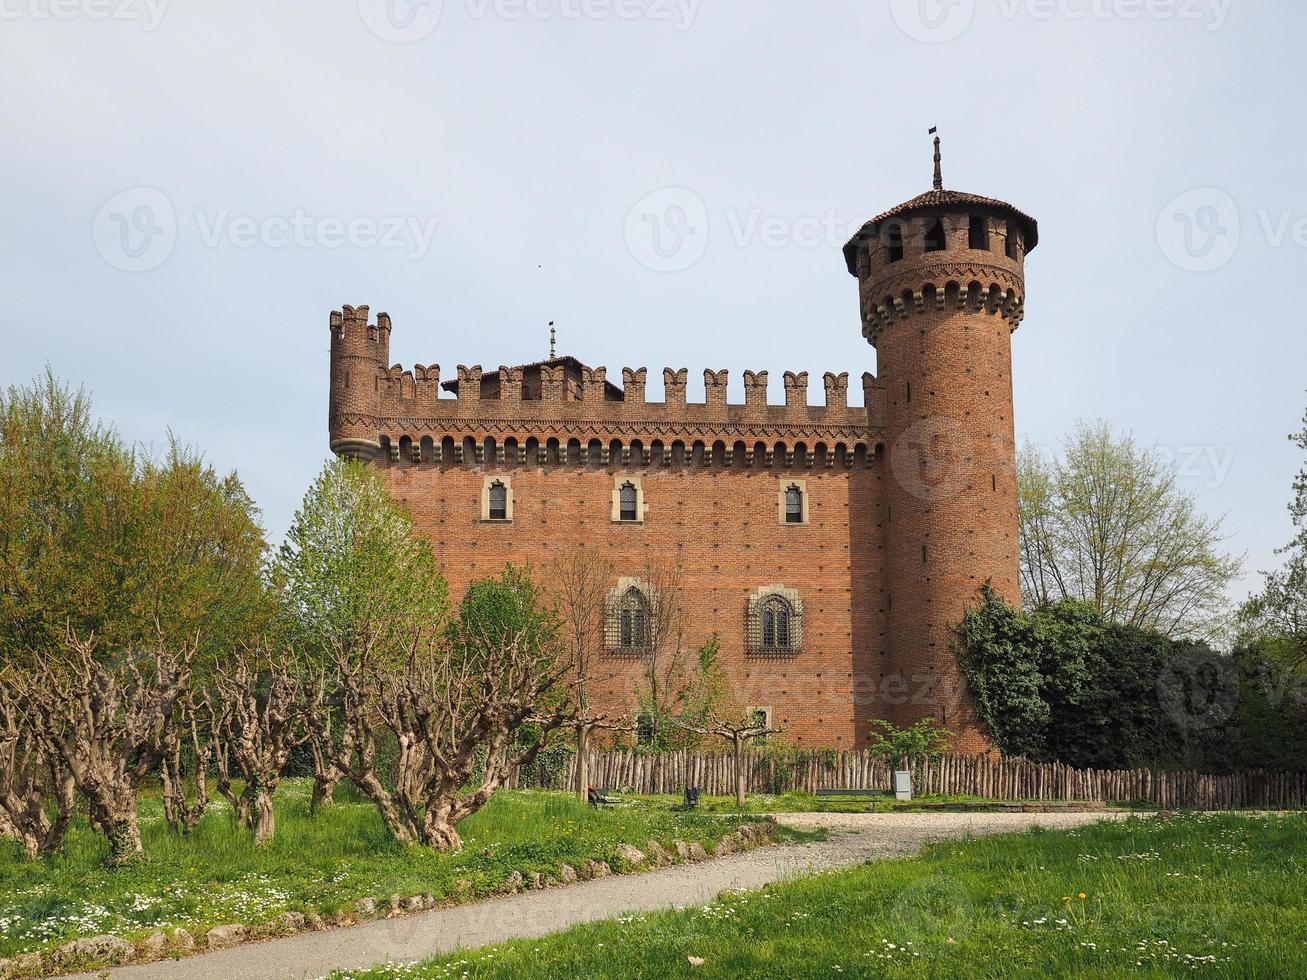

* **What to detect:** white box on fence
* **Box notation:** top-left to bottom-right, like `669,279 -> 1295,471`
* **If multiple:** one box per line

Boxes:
894,771 -> 912,801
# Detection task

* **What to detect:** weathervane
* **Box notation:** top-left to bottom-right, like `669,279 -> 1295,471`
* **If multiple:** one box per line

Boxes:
930,126 -> 943,190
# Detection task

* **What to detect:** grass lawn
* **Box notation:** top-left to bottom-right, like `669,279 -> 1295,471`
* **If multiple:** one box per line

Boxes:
0,780 -> 799,962
338,811 -> 1307,979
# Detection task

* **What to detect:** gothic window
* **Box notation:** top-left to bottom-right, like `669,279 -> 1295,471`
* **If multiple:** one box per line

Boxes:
785,484 -> 804,524
747,586 -> 804,655
924,217 -> 947,252
607,581 -> 653,652
619,482 -> 638,522
969,215 -> 989,251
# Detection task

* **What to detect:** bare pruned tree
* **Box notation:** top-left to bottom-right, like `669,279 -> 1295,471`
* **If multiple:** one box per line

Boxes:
673,712 -> 783,808
0,670 -> 76,860
210,648 -> 309,846
636,558 -> 689,727
159,692 -> 213,833
314,615 -> 574,852
25,627 -> 195,864
548,546 -> 631,798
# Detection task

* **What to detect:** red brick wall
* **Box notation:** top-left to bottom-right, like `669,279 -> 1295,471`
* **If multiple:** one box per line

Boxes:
382,459 -> 886,749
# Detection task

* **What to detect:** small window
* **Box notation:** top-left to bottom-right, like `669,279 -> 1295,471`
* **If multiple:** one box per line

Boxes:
619,482 -> 638,522
924,217 -> 947,252
886,223 -> 904,263
785,485 -> 804,524
969,215 -> 989,250
488,481 -> 508,521
636,712 -> 657,746
1005,222 -> 1020,259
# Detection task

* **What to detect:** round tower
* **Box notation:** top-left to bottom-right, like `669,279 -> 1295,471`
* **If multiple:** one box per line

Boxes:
328,304 -> 390,461
842,137 -> 1038,752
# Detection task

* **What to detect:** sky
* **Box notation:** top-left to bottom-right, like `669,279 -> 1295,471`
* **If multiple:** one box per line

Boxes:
3,0 -> 1304,604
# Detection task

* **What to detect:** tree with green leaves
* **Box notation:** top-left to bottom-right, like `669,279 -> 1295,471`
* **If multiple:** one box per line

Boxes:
1018,421 -> 1241,640
0,372 -> 266,862
1239,400 -> 1307,675
0,371 -> 268,669
273,456 -> 449,809
866,718 -> 956,773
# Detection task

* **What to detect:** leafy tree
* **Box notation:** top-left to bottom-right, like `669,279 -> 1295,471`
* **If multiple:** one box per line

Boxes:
1239,401 -> 1307,675
866,718 -> 955,772
273,456 -> 449,809
1018,421 -> 1241,639
955,587 -> 1244,770
634,635 -> 729,752
0,371 -> 267,669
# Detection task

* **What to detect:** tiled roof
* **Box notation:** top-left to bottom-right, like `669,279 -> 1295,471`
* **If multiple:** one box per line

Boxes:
441,356 -> 625,398
843,188 -> 1039,273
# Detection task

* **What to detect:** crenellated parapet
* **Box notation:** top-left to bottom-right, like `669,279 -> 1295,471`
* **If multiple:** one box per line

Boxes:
329,307 -> 884,467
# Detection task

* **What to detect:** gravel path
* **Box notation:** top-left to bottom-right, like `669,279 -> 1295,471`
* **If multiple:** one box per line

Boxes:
65,811 -> 1136,980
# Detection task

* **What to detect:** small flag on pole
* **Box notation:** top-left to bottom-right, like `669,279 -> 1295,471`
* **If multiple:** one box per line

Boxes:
929,126 -> 938,134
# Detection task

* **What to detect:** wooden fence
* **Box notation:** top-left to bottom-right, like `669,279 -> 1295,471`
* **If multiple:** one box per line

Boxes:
510,749 -> 1307,810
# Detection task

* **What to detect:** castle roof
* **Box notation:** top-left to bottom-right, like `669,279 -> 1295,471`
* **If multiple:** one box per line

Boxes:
441,356 -> 626,399
842,188 -> 1039,274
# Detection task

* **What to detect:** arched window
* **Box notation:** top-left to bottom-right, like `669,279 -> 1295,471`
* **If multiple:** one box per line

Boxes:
619,482 -> 638,522
785,484 -> 804,524
747,586 -> 804,655
886,223 -> 904,263
761,595 -> 793,650
612,585 -> 651,651
924,217 -> 947,252
488,481 -> 508,521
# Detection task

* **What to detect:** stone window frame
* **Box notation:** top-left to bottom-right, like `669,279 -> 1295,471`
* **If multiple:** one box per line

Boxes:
605,577 -> 655,654
778,480 -> 809,526
480,474 -> 514,523
746,585 -> 804,656
611,475 -> 646,524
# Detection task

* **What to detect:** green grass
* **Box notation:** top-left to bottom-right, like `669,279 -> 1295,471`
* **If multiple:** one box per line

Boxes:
337,812 -> 1307,979
0,780 -> 797,961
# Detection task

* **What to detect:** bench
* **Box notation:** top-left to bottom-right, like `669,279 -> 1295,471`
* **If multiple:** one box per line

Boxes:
815,788 -> 892,808
589,787 -> 623,808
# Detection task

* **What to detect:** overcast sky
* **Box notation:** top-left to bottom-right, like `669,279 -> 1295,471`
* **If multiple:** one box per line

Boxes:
3,0 -> 1303,603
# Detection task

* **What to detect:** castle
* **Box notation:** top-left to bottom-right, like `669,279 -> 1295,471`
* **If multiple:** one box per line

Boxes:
327,142 -> 1037,752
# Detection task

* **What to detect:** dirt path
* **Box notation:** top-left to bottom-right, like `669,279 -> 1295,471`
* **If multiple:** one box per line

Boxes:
66,811 -> 1136,980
